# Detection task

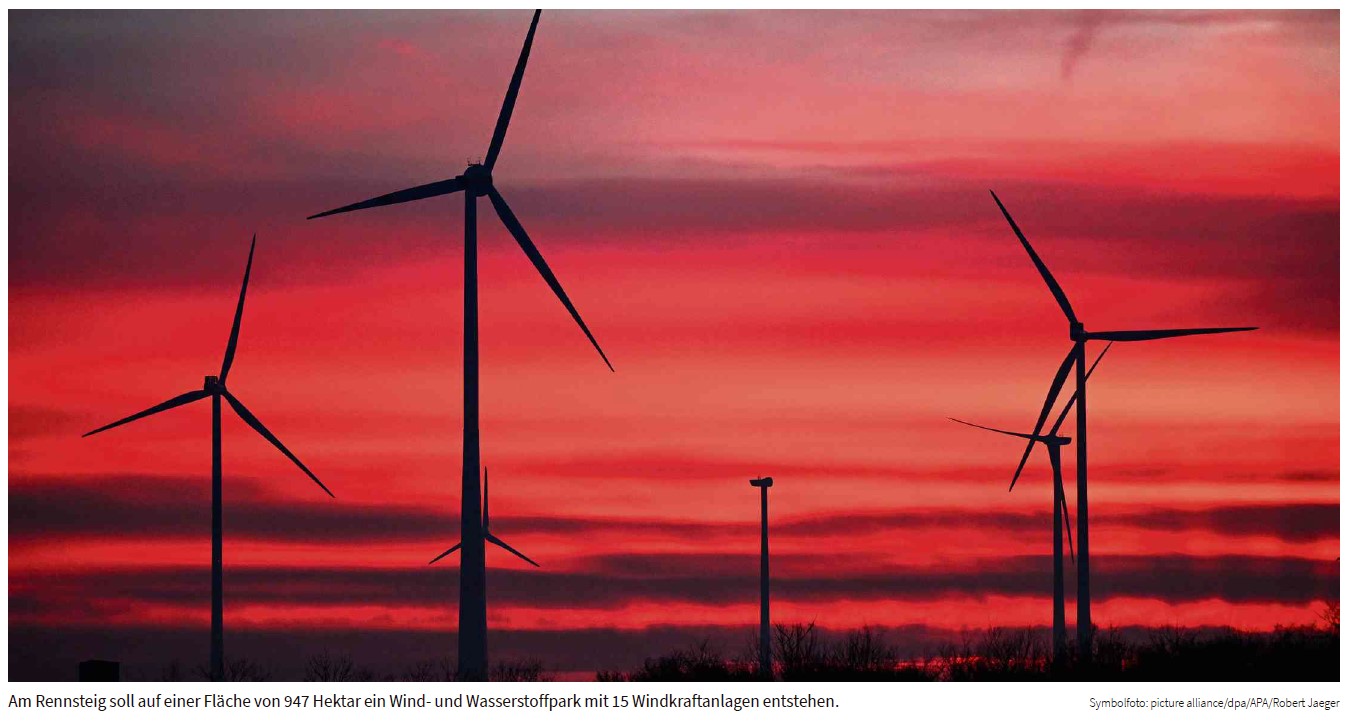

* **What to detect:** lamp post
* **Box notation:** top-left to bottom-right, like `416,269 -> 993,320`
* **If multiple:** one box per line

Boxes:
750,476 -> 774,680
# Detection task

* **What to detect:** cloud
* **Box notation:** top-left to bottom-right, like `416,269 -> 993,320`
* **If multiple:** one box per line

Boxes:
8,406 -> 81,440
1120,504 -> 1339,544
9,474 -> 1339,546
1279,470 -> 1338,482
1061,11 -> 1108,81
11,554 -> 1337,616
10,174 -> 1337,339
1052,10 -> 1337,82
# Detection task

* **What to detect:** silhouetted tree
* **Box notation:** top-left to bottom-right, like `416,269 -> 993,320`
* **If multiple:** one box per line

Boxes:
598,640 -> 753,682
160,660 -> 184,682
193,657 -> 270,682
398,657 -> 455,682
836,626 -> 892,670
1089,627 -> 1128,677
1319,602 -> 1339,635
304,650 -> 373,682
938,627 -> 1048,681
491,659 -> 547,681
773,621 -> 823,679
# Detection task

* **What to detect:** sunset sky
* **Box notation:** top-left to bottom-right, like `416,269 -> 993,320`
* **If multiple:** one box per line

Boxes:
7,9 -> 1339,680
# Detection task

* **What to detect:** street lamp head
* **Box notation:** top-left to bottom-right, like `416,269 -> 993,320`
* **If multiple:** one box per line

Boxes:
750,476 -> 773,488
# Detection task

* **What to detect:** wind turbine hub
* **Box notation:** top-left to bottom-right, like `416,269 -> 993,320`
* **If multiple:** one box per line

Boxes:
1070,322 -> 1087,342
203,375 -> 222,392
462,164 -> 493,196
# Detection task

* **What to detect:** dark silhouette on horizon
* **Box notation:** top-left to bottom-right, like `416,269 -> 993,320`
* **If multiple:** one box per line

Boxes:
78,660 -> 119,682
750,476 -> 774,680
306,9 -> 611,680
596,617 -> 1338,682
950,342 -> 1110,667
81,235 -> 333,682
989,190 -> 1256,663
429,468 -> 539,568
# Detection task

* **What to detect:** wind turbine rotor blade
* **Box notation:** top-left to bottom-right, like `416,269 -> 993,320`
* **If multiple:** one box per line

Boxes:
948,417 -> 1037,441
222,390 -> 334,498
1086,327 -> 1257,342
428,543 -> 463,565
1060,489 -> 1075,565
307,177 -> 467,220
82,389 -> 210,437
484,9 -> 542,170
1086,342 -> 1113,376
989,191 -> 1077,324
1048,342 -> 1113,436
487,185 -> 614,371
220,235 -> 256,382
1011,347 -> 1076,491
486,532 -> 540,567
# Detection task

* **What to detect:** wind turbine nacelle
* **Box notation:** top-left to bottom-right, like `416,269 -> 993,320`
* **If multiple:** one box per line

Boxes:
750,476 -> 773,488
203,375 -> 221,391
462,164 -> 493,195
1070,321 -> 1087,341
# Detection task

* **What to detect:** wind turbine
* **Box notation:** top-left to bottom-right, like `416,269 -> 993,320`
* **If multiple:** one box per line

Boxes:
429,468 -> 540,569
950,343 -> 1110,667
82,236 -> 332,682
989,190 -> 1256,663
307,10 -> 610,680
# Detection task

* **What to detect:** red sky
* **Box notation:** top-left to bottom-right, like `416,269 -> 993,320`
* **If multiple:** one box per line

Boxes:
7,10 -> 1339,679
